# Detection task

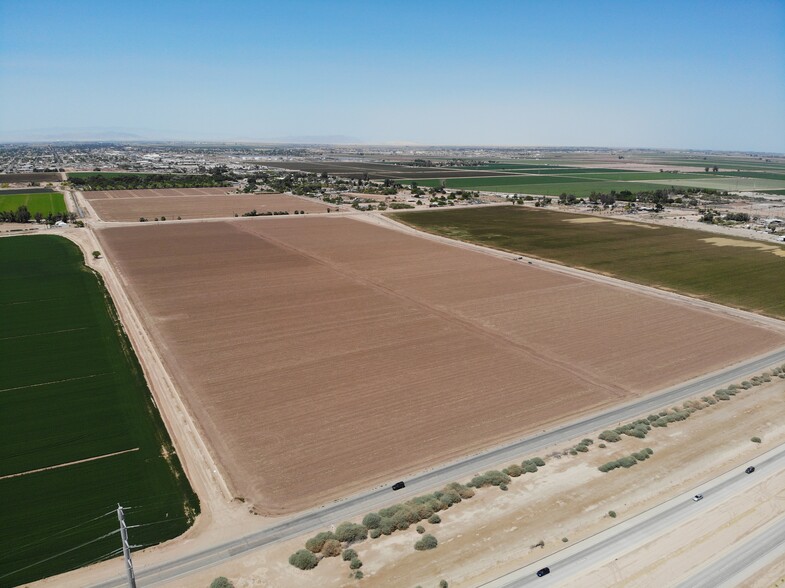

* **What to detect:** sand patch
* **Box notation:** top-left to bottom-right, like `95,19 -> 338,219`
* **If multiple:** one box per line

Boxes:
564,217 -> 611,224
701,237 -> 785,258
564,217 -> 658,229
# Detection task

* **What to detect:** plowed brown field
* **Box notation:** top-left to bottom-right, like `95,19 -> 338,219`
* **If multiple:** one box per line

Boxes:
83,188 -> 329,221
96,217 -> 785,514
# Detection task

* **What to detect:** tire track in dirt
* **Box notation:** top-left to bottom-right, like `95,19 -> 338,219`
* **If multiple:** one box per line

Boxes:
233,221 -> 630,399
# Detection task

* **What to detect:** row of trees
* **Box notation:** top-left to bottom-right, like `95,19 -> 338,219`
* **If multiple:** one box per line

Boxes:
69,168 -> 232,191
0,205 -> 75,224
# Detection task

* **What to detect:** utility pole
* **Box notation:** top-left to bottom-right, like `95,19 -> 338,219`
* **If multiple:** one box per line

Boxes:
117,504 -> 137,588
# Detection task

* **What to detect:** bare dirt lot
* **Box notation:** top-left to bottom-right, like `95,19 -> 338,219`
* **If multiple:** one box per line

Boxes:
82,188 -> 329,221
96,216 -> 785,514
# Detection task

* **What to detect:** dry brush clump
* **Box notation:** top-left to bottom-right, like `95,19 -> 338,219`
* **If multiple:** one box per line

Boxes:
290,483 -> 474,570
414,534 -> 438,551
598,448 -> 654,473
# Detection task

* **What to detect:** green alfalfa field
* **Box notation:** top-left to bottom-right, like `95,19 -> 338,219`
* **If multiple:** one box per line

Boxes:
0,235 -> 198,586
0,192 -> 67,216
392,206 -> 785,319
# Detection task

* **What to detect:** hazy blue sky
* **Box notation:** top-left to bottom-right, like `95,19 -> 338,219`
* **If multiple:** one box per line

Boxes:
1,0 -> 784,151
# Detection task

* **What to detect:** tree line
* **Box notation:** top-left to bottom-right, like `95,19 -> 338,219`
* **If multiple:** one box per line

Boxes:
69,169 -> 232,191
0,205 -> 75,224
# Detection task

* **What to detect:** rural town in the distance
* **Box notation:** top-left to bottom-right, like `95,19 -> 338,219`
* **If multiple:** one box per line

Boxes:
2,3 -> 785,588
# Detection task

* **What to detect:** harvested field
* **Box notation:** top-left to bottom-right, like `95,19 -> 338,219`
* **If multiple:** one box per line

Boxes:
82,188 -> 329,221
0,172 -> 61,183
97,217 -> 785,514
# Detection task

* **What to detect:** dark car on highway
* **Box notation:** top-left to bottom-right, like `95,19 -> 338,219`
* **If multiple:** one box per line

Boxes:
746,466 -> 755,474
536,567 -> 550,577
392,481 -> 406,490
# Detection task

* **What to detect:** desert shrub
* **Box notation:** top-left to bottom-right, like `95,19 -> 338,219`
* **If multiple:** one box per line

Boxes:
437,491 -> 460,508
576,445 -> 589,452
354,570 -> 364,579
751,436 -> 762,443
522,460 -> 539,473
599,430 -> 621,442
569,449 -> 578,455
645,447 -> 653,454
598,443 -> 606,448
379,505 -> 402,518
350,557 -> 363,570
468,470 -> 510,488
390,510 -> 411,530
428,513 -> 442,525
289,549 -> 319,570
440,581 -> 448,588
562,537 -> 569,542
369,528 -> 382,539
532,457 -> 546,466
619,456 -> 637,468
415,534 -> 438,551
362,512 -> 381,529
416,525 -> 425,534
741,381 -> 752,389
504,464 -> 523,477
401,505 -> 421,524
379,517 -> 396,535
305,531 -> 336,553
335,522 -> 368,543
648,414 -> 660,422
499,483 -> 508,491
449,482 -> 475,499
321,539 -> 342,557
598,460 -> 619,473
608,510 -> 617,518
210,578 -> 234,588
342,548 -> 357,561
715,392 -> 730,401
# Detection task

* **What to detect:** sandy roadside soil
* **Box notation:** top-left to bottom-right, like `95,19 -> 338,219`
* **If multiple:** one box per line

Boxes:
172,378 -> 785,588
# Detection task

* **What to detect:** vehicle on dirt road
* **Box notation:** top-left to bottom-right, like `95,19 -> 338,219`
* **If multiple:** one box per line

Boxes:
392,481 -> 406,491
746,466 -> 756,474
536,567 -> 551,577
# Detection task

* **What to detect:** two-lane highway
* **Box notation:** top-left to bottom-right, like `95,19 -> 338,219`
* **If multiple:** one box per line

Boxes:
484,442 -> 785,587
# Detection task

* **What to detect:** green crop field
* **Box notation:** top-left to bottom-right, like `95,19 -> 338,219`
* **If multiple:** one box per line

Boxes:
392,206 -> 785,318
645,177 -> 785,192
0,192 -> 67,216
0,236 -> 198,586
407,176 -> 677,197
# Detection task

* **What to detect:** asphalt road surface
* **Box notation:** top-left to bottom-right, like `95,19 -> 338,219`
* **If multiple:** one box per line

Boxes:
92,346 -> 785,587
677,511 -> 785,588
483,443 -> 785,587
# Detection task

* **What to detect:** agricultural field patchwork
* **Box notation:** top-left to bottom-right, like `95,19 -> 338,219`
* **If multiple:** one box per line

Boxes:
96,217 -> 785,516
392,206 -> 785,318
394,158 -> 785,196
0,236 -> 198,586
0,191 -> 67,216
